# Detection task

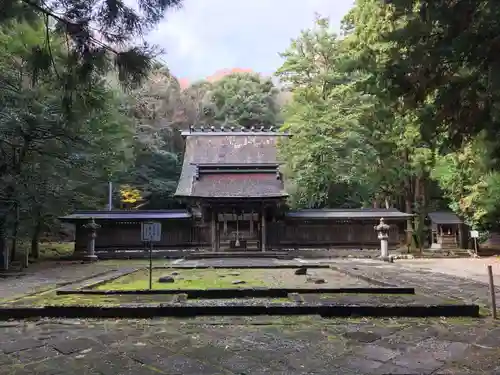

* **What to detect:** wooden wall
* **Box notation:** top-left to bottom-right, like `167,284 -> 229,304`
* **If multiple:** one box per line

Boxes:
267,219 -> 403,248
74,220 -> 209,255
72,218 -> 406,257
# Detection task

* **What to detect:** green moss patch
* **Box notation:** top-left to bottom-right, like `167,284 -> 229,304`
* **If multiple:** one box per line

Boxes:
16,241 -> 75,260
92,267 -> 370,291
94,268 -> 273,291
6,291 -> 175,307
6,292 -> 290,307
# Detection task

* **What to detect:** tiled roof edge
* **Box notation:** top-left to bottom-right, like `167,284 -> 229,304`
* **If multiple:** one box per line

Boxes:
181,125 -> 289,136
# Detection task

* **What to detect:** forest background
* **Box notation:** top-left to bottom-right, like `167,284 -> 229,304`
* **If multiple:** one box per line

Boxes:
1,0 -> 498,259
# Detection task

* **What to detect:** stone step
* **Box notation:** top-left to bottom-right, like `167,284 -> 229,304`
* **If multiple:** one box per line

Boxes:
184,251 -> 293,260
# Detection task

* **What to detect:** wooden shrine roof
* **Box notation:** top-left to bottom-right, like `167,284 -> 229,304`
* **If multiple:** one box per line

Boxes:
175,126 -> 289,199
428,211 -> 463,225
59,210 -> 192,222
191,172 -> 287,198
286,208 -> 413,220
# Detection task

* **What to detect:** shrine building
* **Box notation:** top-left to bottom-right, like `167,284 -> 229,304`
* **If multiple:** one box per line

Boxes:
60,126 -> 412,259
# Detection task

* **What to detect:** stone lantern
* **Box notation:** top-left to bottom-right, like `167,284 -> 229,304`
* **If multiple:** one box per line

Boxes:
374,217 -> 390,258
83,217 -> 100,262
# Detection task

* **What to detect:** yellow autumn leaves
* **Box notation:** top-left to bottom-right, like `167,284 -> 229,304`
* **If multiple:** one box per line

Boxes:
119,185 -> 142,206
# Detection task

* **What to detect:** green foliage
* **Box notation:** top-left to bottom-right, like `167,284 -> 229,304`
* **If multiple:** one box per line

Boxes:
0,19 -> 135,260
431,136 -> 500,229
377,0 -> 500,152
204,72 -> 282,128
115,66 -> 184,209
277,0 -> 500,233
277,17 -> 406,209
1,0 -> 183,105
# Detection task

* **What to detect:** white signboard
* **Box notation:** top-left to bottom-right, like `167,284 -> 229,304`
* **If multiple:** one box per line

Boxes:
470,230 -> 479,239
141,222 -> 162,242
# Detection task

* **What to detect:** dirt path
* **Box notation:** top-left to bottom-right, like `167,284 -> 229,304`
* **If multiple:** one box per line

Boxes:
396,257 -> 500,284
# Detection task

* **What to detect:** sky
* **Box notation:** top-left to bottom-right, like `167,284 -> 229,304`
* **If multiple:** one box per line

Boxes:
147,0 -> 354,82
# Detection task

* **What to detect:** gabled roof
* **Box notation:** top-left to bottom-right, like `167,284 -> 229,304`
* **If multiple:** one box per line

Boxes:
191,172 -> 287,198
428,211 -> 463,225
175,127 -> 289,198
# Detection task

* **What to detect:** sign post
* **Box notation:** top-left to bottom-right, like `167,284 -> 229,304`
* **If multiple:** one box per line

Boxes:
487,265 -> 497,319
141,221 -> 162,290
470,230 -> 479,256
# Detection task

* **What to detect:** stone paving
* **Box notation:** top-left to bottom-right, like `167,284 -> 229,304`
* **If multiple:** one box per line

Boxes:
0,316 -> 499,374
0,262 -> 121,302
396,257 -> 500,285
316,259 -> 500,306
0,257 -> 500,374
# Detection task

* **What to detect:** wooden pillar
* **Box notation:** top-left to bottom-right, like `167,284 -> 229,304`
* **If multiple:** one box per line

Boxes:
261,206 -> 266,252
347,220 -> 353,243
250,210 -> 254,235
211,209 -> 217,252
0,216 -> 7,270
458,224 -> 467,249
215,213 -> 220,252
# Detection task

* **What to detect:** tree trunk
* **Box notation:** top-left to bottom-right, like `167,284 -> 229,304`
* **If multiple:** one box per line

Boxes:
31,220 -> 42,260
413,175 -> 424,253
419,176 -> 428,253
404,178 -> 414,247
0,217 -> 5,269
403,149 -> 415,248
9,216 -> 19,262
31,210 -> 43,259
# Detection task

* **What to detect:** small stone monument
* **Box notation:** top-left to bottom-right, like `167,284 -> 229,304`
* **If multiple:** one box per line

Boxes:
83,218 -> 100,262
158,275 -> 175,283
374,218 -> 390,259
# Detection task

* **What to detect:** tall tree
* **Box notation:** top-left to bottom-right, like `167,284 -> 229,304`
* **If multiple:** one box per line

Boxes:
1,0 -> 183,107
375,0 -> 500,155
0,19 -> 135,260
203,72 -> 282,128
276,17 -> 392,209
116,65 -> 184,210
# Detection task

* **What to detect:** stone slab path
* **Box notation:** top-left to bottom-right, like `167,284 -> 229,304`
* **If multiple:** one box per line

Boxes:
1,257 -> 500,374
0,262 -> 121,302
396,257 -> 500,285
315,258 -> 500,306
0,316 -> 499,374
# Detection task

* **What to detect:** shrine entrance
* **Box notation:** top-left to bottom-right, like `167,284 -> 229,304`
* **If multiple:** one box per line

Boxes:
218,211 -> 260,251
203,200 -> 283,252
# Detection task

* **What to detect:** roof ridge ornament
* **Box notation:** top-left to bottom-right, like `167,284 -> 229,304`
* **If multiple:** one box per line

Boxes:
182,126 -> 286,136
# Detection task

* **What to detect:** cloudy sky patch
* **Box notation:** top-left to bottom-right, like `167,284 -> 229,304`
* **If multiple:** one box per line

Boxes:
147,0 -> 354,81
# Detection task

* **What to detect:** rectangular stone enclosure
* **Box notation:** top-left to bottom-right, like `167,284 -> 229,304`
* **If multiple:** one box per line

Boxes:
92,268 -> 374,291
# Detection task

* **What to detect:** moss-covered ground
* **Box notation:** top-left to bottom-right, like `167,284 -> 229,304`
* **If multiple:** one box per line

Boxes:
94,268 -> 276,290
92,267 -> 372,291
4,291 -> 292,307
15,241 -> 75,260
